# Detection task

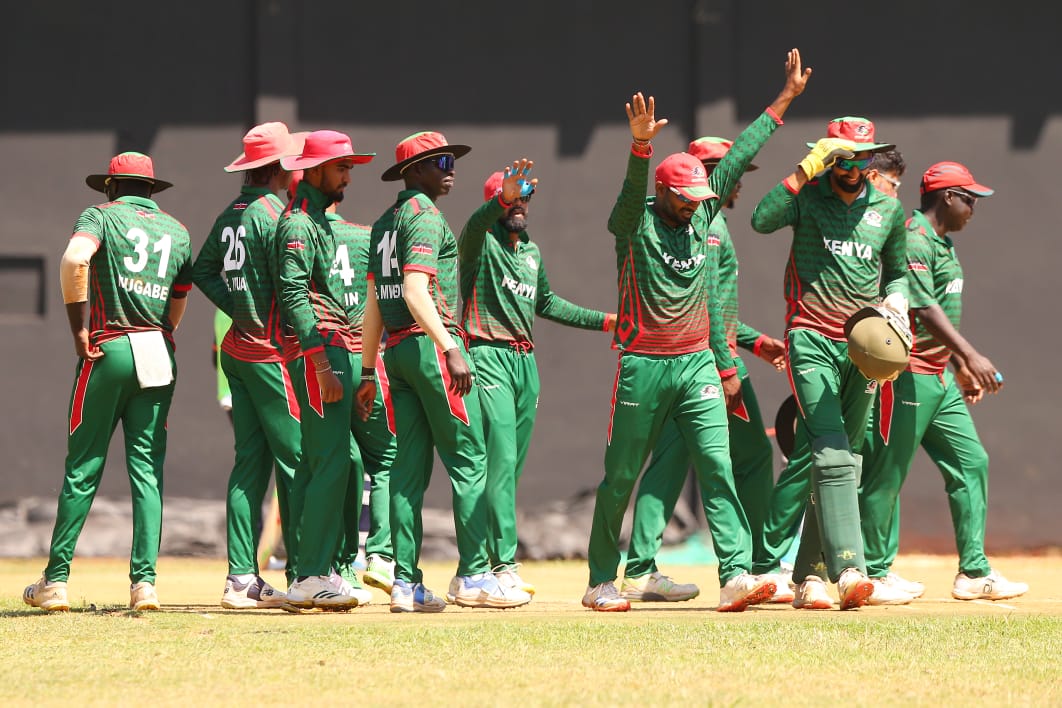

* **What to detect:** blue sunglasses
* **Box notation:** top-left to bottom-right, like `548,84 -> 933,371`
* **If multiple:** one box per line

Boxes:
835,156 -> 873,171
421,153 -> 455,172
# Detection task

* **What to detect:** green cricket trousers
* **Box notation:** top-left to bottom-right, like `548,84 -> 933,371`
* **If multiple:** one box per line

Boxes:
46,336 -> 176,584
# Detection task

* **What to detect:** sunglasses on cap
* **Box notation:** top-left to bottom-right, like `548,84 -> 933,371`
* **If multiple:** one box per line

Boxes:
947,189 -> 977,208
835,156 -> 874,171
668,186 -> 694,204
420,154 -> 455,172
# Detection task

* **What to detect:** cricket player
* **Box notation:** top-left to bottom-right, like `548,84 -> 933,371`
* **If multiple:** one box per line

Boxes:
459,167 -> 616,596
623,137 -> 788,604
750,116 -> 909,610
356,132 -> 531,612
24,152 -> 192,612
275,130 -> 376,611
859,161 -> 1027,601
582,48 -> 810,613
192,122 -> 304,609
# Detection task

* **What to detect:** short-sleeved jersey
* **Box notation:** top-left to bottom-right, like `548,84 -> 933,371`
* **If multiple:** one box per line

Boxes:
708,212 -> 764,357
459,196 -> 608,345
72,195 -> 193,346
904,209 -> 964,374
368,189 -> 462,345
326,212 -> 371,352
192,186 -> 294,362
275,181 -> 356,355
607,110 -> 779,363
751,174 -> 908,340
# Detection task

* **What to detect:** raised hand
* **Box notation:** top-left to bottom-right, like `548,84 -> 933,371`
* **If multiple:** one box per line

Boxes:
783,48 -> 812,99
625,92 -> 669,142
501,158 -> 537,203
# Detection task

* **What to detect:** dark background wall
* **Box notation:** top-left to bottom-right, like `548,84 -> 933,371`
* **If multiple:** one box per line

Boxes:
2,1 -> 1059,552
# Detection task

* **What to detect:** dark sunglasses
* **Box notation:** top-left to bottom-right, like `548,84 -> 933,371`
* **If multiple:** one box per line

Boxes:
835,156 -> 874,171
668,186 -> 694,204
947,189 -> 976,208
421,153 -> 455,172
515,189 -> 535,203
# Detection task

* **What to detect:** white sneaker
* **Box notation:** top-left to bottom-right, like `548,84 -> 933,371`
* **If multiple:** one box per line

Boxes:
329,568 -> 373,606
285,575 -> 359,611
868,577 -> 915,606
390,579 -> 447,613
130,581 -> 161,611
494,564 -> 536,596
792,575 -> 835,610
621,571 -> 699,602
447,572 -> 531,609
952,570 -> 1028,601
220,575 -> 286,609
23,576 -> 70,612
885,571 -> 925,598
717,573 -> 776,612
837,568 -> 874,610
363,554 -> 396,594
766,572 -> 796,604
581,581 -> 631,612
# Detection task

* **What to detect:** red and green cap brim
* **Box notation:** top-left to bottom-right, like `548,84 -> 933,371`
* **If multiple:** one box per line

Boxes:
674,184 -> 717,202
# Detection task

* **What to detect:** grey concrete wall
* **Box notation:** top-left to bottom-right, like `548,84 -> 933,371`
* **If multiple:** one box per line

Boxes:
1,1 -> 1059,552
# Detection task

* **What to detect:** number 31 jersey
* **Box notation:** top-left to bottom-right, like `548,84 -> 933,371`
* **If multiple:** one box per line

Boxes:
73,195 -> 193,346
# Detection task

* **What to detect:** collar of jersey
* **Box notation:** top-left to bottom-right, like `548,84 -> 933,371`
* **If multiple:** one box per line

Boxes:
910,209 -> 953,248
116,195 -> 157,209
292,180 -> 332,212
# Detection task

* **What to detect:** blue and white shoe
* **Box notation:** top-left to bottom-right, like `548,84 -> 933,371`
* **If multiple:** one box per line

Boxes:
390,579 -> 447,613
447,572 -> 531,609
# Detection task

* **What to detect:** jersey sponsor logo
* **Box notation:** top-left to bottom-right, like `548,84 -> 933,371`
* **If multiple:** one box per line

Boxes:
900,399 -> 921,406
907,261 -> 929,272
525,255 -> 538,270
117,275 -> 170,300
796,367 -> 817,376
481,384 -> 501,391
865,379 -> 879,394
822,238 -> 873,260
377,283 -> 404,300
661,251 -> 706,271
411,243 -> 433,256
706,236 -> 721,247
501,274 -> 536,300
617,400 -> 639,407
862,210 -> 884,228
699,384 -> 720,400
945,278 -> 964,294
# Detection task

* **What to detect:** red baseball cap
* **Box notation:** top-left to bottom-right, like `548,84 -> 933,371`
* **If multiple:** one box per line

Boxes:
806,116 -> 894,153
687,136 -> 757,171
655,153 -> 717,202
85,152 -> 173,193
280,130 -> 375,171
225,122 -> 308,172
919,161 -> 994,196
381,131 -> 471,182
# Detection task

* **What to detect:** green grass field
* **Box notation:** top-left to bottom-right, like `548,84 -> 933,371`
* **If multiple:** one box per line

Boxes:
3,555 -> 1060,706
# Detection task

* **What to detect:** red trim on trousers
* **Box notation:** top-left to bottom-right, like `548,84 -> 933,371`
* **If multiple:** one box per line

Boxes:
69,359 -> 95,434
375,354 -> 396,436
302,355 -> 325,418
280,362 -> 301,421
433,346 -> 470,425
878,379 -> 894,445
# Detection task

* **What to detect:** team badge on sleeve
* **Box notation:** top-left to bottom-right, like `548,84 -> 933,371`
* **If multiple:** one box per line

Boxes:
411,243 -> 433,256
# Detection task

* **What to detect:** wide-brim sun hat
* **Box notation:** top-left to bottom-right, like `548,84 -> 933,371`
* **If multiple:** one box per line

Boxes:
687,136 -> 758,171
224,122 -> 309,172
86,152 -> 173,193
280,130 -> 375,171
381,131 -> 471,182
805,116 -> 895,153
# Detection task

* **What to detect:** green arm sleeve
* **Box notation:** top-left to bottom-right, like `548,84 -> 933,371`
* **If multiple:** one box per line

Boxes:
708,111 -> 780,219
751,181 -> 799,235
276,215 -> 323,352
607,149 -> 650,245
192,224 -> 234,316
535,257 -> 608,330
880,211 -> 909,300
736,322 -> 764,352
458,197 -> 505,297
704,244 -> 735,373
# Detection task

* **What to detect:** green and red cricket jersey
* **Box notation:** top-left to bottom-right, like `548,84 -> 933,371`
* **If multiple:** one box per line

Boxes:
751,176 -> 908,339
275,181 -> 356,355
368,189 -> 462,344
459,196 -> 609,344
325,212 -> 371,352
904,209 -> 964,374
72,196 -> 193,346
193,186 -> 293,362
709,212 -> 768,357
607,111 -> 780,367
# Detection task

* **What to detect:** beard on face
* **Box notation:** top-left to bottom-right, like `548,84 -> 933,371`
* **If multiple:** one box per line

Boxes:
327,189 -> 345,204
835,173 -> 865,194
502,209 -> 528,233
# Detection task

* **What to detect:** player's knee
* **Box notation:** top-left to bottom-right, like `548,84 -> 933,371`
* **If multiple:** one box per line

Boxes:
811,433 -> 857,482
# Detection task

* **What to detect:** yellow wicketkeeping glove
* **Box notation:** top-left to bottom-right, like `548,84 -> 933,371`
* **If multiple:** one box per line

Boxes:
798,138 -> 858,179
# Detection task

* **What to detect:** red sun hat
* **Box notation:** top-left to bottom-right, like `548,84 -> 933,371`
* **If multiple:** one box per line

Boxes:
919,161 -> 994,196
280,130 -> 375,171
381,131 -> 471,182
687,136 -> 758,171
805,116 -> 895,153
655,152 -> 717,202
85,152 -> 173,193
225,122 -> 309,172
